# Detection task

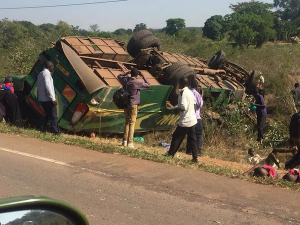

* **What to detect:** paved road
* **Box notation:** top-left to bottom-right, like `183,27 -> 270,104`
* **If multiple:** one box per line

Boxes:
0,133 -> 299,225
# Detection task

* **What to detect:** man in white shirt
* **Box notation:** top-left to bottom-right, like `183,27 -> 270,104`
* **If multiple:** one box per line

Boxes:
37,61 -> 60,135
167,77 -> 198,162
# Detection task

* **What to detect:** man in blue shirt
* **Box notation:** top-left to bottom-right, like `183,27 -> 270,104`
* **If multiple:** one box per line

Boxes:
252,89 -> 267,143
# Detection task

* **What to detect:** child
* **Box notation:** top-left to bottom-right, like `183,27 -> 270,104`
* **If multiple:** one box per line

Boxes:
244,165 -> 278,179
0,77 -> 14,93
247,147 -> 298,169
282,169 -> 300,183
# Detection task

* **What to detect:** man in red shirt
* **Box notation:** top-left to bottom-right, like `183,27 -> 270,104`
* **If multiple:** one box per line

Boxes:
243,165 -> 278,179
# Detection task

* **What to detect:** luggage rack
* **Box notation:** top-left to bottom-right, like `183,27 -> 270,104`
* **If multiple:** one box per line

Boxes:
80,56 -> 160,87
61,36 -> 129,62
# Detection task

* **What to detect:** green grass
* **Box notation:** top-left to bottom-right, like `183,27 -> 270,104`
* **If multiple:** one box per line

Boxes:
1,123 -> 300,191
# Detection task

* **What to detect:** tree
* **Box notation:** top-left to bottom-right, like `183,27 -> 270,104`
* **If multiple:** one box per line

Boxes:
226,12 -> 275,47
0,19 -> 30,49
39,23 -> 56,32
78,29 -> 89,36
56,20 -> 74,36
274,15 -> 298,40
230,1 -> 273,14
165,18 -> 186,36
203,15 -> 226,41
254,11 -> 276,46
134,23 -> 147,32
89,24 -> 99,32
274,0 -> 300,21
226,13 -> 257,46
114,28 -> 126,35
273,0 -> 300,38
126,29 -> 133,34
226,1 -> 276,47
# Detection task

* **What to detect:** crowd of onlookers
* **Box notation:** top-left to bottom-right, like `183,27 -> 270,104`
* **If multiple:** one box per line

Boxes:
118,68 -> 204,163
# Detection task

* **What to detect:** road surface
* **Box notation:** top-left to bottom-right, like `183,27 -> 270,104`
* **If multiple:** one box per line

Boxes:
0,133 -> 299,224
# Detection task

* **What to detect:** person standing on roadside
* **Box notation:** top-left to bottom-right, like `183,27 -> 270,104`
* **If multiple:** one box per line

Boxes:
167,77 -> 199,163
251,88 -> 267,143
37,61 -> 60,135
186,79 -> 203,156
291,83 -> 300,110
289,111 -> 300,150
118,67 -> 150,148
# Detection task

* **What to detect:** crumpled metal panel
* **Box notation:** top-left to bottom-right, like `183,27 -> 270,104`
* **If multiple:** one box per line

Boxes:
61,42 -> 106,94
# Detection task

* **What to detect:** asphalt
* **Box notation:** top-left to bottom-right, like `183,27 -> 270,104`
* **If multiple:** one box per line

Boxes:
0,133 -> 299,225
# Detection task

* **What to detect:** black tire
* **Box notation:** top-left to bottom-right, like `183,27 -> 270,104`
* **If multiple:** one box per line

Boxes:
127,30 -> 154,58
208,50 -> 226,69
130,35 -> 160,58
168,67 -> 196,105
160,61 -> 188,83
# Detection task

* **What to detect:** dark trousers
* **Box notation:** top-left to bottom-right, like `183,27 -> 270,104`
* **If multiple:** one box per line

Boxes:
187,119 -> 203,155
168,125 -> 198,160
257,115 -> 266,141
41,101 -> 60,134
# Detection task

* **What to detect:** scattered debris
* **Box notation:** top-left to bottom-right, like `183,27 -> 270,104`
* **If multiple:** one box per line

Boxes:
133,137 -> 144,142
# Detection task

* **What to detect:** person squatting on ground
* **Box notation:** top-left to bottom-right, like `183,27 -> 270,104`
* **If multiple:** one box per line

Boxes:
167,77 -> 199,163
0,77 -> 23,127
252,88 -> 267,143
117,68 -> 150,148
0,77 -> 14,93
186,79 -> 203,156
291,83 -> 300,110
37,61 -> 60,135
244,164 -> 278,179
247,147 -> 298,169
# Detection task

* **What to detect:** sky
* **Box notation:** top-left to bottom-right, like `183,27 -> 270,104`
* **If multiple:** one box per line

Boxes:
0,210 -> 29,224
0,0 -> 274,31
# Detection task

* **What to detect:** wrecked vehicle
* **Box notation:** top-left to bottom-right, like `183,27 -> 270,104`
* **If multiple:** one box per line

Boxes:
127,30 -> 249,106
11,30 -> 253,133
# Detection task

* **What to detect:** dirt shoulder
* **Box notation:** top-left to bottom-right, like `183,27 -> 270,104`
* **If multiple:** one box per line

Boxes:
1,132 -> 299,224
0,123 -> 298,191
